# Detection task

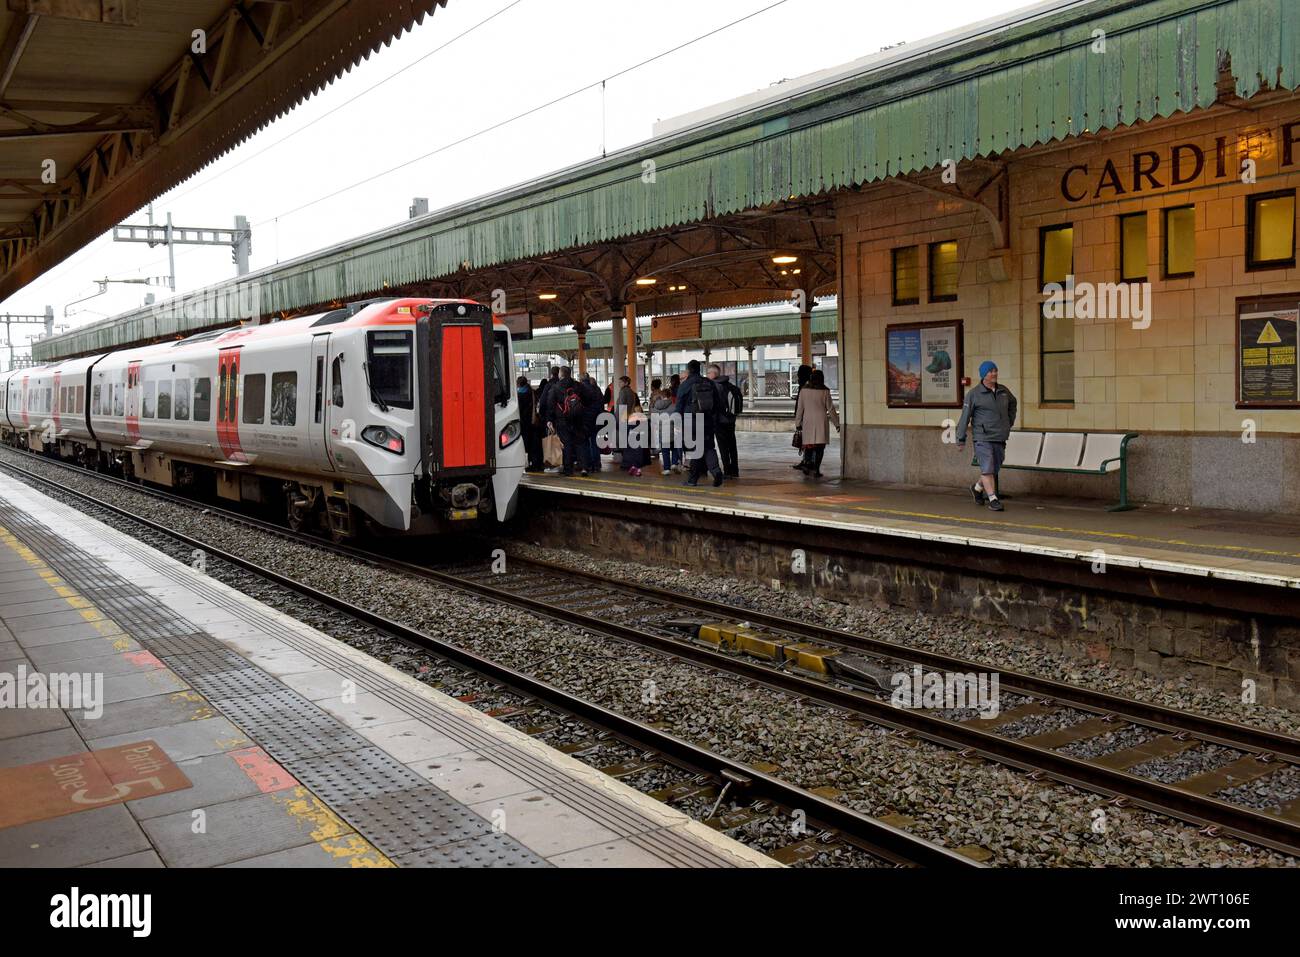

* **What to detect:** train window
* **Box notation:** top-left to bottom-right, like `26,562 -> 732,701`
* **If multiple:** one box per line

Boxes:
174,379 -> 190,420
492,333 -> 510,406
157,381 -> 172,419
367,331 -> 413,409
44,388 -> 51,413
75,386 -> 83,413
242,374 -> 266,425
113,382 -> 124,417
217,366 -> 228,423
331,356 -> 344,407
92,385 -> 101,416
59,387 -> 67,413
314,357 -> 324,423
270,372 -> 297,426
142,382 -> 156,419
193,378 -> 211,422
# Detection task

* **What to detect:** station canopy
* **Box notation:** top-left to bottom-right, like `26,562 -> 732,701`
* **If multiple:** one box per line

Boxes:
1,0 -> 452,303
31,0 -> 1300,362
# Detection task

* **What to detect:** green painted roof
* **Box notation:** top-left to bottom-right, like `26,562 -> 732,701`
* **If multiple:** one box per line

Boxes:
513,304 -> 838,354
36,0 -> 1297,361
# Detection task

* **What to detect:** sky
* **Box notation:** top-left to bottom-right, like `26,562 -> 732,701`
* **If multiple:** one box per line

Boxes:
2,0 -> 1041,356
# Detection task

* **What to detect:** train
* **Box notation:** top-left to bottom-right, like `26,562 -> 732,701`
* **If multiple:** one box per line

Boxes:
0,297 -> 525,538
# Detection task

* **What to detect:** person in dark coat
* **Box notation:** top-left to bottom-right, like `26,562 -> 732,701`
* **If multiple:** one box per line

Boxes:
549,367 -> 588,476
674,359 -> 724,488
517,376 -> 543,472
707,363 -> 743,478
578,374 -> 605,472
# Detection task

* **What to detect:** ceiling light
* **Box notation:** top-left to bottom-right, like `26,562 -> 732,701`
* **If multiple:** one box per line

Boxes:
772,255 -> 798,264
538,292 -> 557,300
635,277 -> 657,286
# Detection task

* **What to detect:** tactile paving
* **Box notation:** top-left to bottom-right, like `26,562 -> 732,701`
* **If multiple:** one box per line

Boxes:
394,832 -> 550,868
334,787 -> 493,855
168,663 -> 288,701
164,649 -> 254,675
134,633 -> 226,656
212,691 -> 373,762
290,747 -> 428,803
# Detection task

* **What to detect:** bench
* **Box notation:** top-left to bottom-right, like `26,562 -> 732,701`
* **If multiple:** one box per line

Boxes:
973,430 -> 1139,511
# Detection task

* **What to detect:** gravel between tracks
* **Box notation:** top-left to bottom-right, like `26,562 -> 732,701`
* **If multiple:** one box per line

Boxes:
2,449 -> 1295,867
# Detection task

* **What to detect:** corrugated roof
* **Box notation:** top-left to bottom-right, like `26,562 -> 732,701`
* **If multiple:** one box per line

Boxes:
35,0 -> 1298,361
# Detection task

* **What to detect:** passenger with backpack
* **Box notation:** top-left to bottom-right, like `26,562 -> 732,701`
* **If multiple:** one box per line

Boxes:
550,367 -> 588,476
579,374 -> 605,472
707,363 -> 743,478
674,359 -> 724,488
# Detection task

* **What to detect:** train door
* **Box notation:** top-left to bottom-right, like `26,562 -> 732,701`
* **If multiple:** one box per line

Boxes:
309,334 -> 334,472
440,324 -> 488,469
216,348 -> 246,462
125,361 -> 141,444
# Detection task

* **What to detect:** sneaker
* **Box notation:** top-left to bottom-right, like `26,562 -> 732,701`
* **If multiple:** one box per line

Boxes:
683,479 -> 698,487
712,471 -> 724,487
579,470 -> 588,477
630,467 -> 641,476
987,497 -> 1004,511
970,484 -> 985,505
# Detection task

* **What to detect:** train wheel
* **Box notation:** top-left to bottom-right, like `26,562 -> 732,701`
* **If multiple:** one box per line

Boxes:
286,485 -> 319,534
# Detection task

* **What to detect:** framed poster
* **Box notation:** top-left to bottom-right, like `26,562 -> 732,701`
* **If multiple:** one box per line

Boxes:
1236,296 -> 1299,408
886,320 -> 963,408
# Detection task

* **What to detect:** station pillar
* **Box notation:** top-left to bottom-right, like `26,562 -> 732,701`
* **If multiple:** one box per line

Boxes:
745,341 -> 757,399
625,303 -> 638,392
575,321 -> 588,377
799,288 -> 813,369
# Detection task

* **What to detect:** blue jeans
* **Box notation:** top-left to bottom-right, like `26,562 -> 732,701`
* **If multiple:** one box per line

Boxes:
659,446 -> 682,469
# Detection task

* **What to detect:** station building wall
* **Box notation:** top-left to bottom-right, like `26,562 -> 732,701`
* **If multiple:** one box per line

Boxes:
836,97 -> 1300,512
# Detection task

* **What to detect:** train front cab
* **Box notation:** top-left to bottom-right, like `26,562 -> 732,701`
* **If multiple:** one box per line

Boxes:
411,301 -> 520,532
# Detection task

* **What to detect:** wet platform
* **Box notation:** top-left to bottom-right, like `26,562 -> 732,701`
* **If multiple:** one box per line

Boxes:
0,473 -> 773,868
524,432 -> 1300,590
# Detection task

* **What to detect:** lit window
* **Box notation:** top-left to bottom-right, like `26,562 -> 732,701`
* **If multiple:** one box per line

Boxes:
929,240 -> 959,302
1163,205 -> 1195,278
892,246 -> 920,306
1247,190 -> 1296,270
1040,224 -> 1075,404
1120,212 -> 1147,281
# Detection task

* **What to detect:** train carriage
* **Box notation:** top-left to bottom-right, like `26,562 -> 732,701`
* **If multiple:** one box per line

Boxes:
2,297 -> 524,539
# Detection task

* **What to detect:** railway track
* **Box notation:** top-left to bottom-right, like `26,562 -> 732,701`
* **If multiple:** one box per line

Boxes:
0,449 -> 975,869
5,447 -> 1300,858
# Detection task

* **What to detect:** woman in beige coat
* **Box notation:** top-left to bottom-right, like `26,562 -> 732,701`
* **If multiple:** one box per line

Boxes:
794,369 -> 839,477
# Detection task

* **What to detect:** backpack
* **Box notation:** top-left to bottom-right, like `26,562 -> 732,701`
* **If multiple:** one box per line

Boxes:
559,386 -> 583,421
692,378 -> 716,414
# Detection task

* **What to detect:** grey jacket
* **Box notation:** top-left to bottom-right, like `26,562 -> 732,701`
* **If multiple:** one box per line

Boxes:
956,383 -> 1017,443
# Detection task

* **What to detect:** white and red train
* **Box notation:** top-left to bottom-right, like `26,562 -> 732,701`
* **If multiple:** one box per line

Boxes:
0,297 -> 524,537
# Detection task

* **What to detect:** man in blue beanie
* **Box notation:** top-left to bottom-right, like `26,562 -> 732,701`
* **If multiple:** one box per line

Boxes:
956,360 -> 1017,511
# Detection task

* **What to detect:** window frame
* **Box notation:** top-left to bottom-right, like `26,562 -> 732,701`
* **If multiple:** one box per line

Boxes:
1119,211 -> 1149,283
927,240 -> 959,303
365,331 -> 414,410
1245,189 -> 1297,272
242,373 -> 267,426
193,377 -> 211,422
1039,223 -> 1076,405
1162,204 -> 1196,280
891,245 -> 921,307
269,371 -> 298,427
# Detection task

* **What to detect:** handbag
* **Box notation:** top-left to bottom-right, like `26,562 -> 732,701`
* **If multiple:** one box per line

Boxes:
791,429 -> 803,448
542,434 -> 564,468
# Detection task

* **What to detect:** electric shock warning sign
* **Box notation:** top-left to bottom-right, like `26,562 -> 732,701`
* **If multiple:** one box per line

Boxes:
1238,305 -> 1299,407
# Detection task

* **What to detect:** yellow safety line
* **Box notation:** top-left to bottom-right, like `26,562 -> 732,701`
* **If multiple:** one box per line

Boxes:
540,477 -> 1300,563
271,786 -> 394,867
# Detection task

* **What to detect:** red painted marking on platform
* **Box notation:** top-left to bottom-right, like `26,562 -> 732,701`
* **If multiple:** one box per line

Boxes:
122,650 -> 165,670
0,741 -> 191,830
229,746 -> 297,793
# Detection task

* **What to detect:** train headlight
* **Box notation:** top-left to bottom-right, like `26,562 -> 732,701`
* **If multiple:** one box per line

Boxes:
361,425 -> 405,454
499,420 -> 521,449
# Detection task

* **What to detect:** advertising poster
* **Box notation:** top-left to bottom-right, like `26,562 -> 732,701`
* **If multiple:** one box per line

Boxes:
1237,299 -> 1299,408
887,321 -> 963,407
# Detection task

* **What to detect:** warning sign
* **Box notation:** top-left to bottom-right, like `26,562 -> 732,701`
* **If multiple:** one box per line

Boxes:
0,741 -> 191,829
1238,302 -> 1299,407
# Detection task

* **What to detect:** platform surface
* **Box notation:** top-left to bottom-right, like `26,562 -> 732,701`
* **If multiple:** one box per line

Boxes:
0,473 -> 773,868
524,432 -> 1300,589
